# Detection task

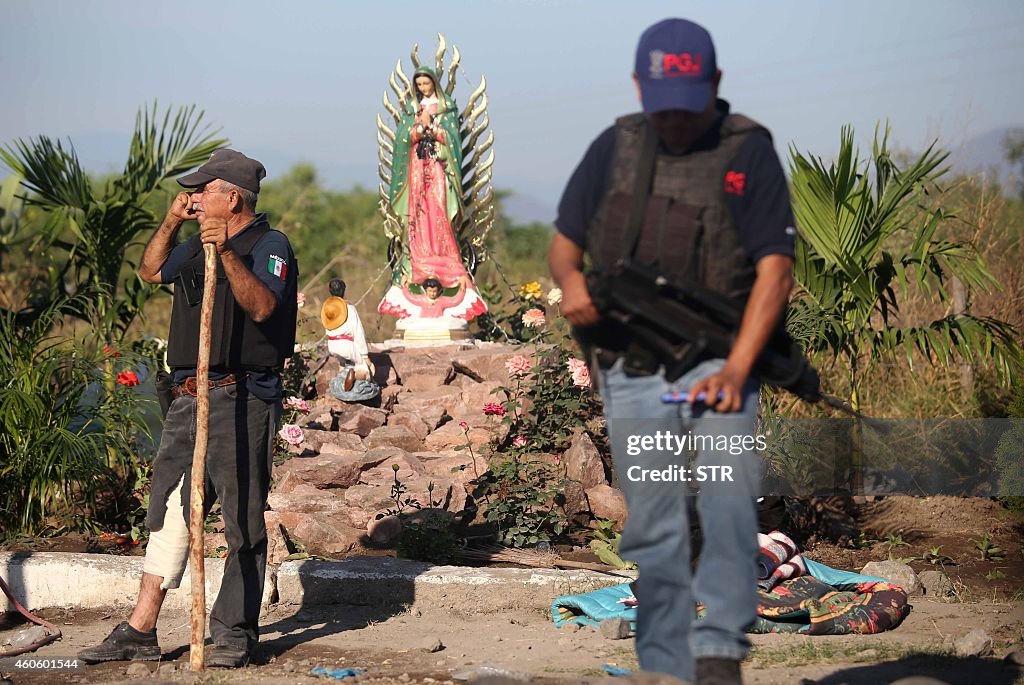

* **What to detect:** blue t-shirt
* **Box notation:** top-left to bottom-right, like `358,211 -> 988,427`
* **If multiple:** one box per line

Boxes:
554,100 -> 796,264
162,215 -> 296,402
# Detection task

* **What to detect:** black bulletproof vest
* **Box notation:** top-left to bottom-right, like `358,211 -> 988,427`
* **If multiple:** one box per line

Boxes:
165,215 -> 298,371
589,112 -> 767,303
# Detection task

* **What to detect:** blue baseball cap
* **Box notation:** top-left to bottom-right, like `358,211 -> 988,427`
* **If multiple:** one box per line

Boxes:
634,18 -> 717,114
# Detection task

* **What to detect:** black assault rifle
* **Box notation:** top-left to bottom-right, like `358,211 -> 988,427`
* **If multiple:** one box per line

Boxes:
585,260 -> 823,403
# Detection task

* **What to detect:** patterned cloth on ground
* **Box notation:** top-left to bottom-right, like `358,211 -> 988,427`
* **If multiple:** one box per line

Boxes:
697,574 -> 910,635
757,530 -> 808,591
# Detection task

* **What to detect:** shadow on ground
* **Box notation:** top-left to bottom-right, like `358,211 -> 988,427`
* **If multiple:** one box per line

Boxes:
798,653 -> 1022,685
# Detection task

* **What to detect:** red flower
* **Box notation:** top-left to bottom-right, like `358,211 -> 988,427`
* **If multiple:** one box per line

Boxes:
482,402 -> 507,416
116,370 -> 139,387
459,421 -> 469,431
102,344 -> 120,358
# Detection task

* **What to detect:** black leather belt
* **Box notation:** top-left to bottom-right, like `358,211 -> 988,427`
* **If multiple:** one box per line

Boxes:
171,373 -> 242,399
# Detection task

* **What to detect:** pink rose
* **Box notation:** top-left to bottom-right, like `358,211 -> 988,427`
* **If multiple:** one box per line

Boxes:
459,421 -> 469,431
521,308 -> 546,328
512,435 -> 527,448
278,423 -> 304,446
505,354 -> 532,377
567,358 -> 592,388
482,402 -> 507,416
296,292 -> 306,308
285,396 -> 310,413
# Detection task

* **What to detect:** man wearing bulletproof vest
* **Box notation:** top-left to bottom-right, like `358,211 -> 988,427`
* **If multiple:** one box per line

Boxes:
549,19 -> 796,685
80,149 -> 298,669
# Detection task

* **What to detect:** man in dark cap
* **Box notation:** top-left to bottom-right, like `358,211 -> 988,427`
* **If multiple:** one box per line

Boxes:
549,19 -> 796,685
80,149 -> 298,668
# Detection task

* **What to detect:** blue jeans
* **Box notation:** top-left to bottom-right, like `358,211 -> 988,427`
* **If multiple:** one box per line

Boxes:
599,358 -> 761,681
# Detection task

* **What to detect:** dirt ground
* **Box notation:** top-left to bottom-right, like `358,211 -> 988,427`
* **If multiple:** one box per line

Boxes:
3,496 -> 1023,684
807,497 -> 1024,601
1,598 -> 1022,685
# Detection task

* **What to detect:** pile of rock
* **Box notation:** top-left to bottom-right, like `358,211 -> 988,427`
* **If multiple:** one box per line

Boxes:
255,343 -> 626,563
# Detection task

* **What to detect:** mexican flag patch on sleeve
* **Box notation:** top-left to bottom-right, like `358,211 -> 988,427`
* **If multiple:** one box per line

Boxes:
268,255 -> 288,280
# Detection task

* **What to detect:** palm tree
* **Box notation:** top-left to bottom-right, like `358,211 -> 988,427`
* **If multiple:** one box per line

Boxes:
786,125 -> 1022,490
1,103 -> 226,341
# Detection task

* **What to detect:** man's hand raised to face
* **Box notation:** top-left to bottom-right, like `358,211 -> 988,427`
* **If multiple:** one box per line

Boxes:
167,192 -> 196,223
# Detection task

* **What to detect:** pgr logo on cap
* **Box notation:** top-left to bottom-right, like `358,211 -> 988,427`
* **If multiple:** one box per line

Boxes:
650,52 -> 704,79
636,19 -> 717,113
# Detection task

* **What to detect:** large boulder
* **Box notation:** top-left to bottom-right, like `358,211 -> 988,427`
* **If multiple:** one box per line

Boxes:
450,346 -> 539,383
267,483 -> 352,515
361,453 -> 428,483
563,430 -> 606,490
401,365 -> 456,392
418,452 -> 481,488
273,450 -> 386,491
274,511 -> 365,558
319,433 -> 367,453
457,381 -> 505,415
365,424 -> 424,452
559,480 -> 591,520
388,412 -> 432,440
860,560 -> 923,595
391,387 -> 462,418
586,484 -> 628,531
918,569 -> 954,598
336,406 -> 387,437
344,485 -> 401,528
423,421 -> 492,452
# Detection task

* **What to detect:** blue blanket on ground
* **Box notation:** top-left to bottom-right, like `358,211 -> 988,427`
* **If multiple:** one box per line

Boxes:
551,559 -> 898,633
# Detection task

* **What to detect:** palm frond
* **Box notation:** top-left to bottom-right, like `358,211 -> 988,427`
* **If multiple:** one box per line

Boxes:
1,136 -> 94,211
117,103 -> 227,198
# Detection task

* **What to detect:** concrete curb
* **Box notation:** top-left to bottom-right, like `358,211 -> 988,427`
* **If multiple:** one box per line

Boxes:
0,553 -> 275,613
275,556 -> 634,613
1,553 -> 631,616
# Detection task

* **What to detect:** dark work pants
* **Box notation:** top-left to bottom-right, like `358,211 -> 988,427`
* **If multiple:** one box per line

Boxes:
146,382 -> 278,649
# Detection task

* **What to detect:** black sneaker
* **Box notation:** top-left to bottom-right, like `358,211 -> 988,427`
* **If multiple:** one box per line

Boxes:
206,643 -> 251,668
78,622 -> 160,664
695,657 -> 742,685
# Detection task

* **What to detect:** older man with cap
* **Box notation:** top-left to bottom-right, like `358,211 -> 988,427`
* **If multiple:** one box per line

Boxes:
549,18 -> 796,685
79,149 -> 298,668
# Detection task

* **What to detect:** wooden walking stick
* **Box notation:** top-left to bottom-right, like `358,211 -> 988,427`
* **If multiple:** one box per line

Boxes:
189,242 -> 218,671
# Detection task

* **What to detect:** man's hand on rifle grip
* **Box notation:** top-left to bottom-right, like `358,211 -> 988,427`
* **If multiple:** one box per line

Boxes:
688,366 -> 746,413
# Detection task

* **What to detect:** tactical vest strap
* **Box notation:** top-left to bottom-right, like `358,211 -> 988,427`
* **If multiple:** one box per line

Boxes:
623,120 -> 659,259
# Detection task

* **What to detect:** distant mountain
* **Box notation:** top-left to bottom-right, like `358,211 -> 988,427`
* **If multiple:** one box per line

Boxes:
946,127 -> 1021,191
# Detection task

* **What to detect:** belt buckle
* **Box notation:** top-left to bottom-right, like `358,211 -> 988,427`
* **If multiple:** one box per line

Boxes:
183,376 -> 198,396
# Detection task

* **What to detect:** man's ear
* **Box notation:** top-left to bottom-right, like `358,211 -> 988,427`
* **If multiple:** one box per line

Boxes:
227,189 -> 242,213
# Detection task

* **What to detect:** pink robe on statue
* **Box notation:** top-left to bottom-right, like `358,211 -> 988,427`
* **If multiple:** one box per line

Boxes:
406,99 -> 467,288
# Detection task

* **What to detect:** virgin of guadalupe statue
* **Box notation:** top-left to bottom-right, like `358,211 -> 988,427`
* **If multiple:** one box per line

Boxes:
377,36 -> 495,339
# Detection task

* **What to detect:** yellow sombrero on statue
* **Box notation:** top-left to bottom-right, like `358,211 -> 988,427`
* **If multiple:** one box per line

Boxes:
321,296 -> 349,330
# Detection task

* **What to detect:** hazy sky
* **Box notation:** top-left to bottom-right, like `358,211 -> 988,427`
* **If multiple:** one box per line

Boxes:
2,0 -> 1023,220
